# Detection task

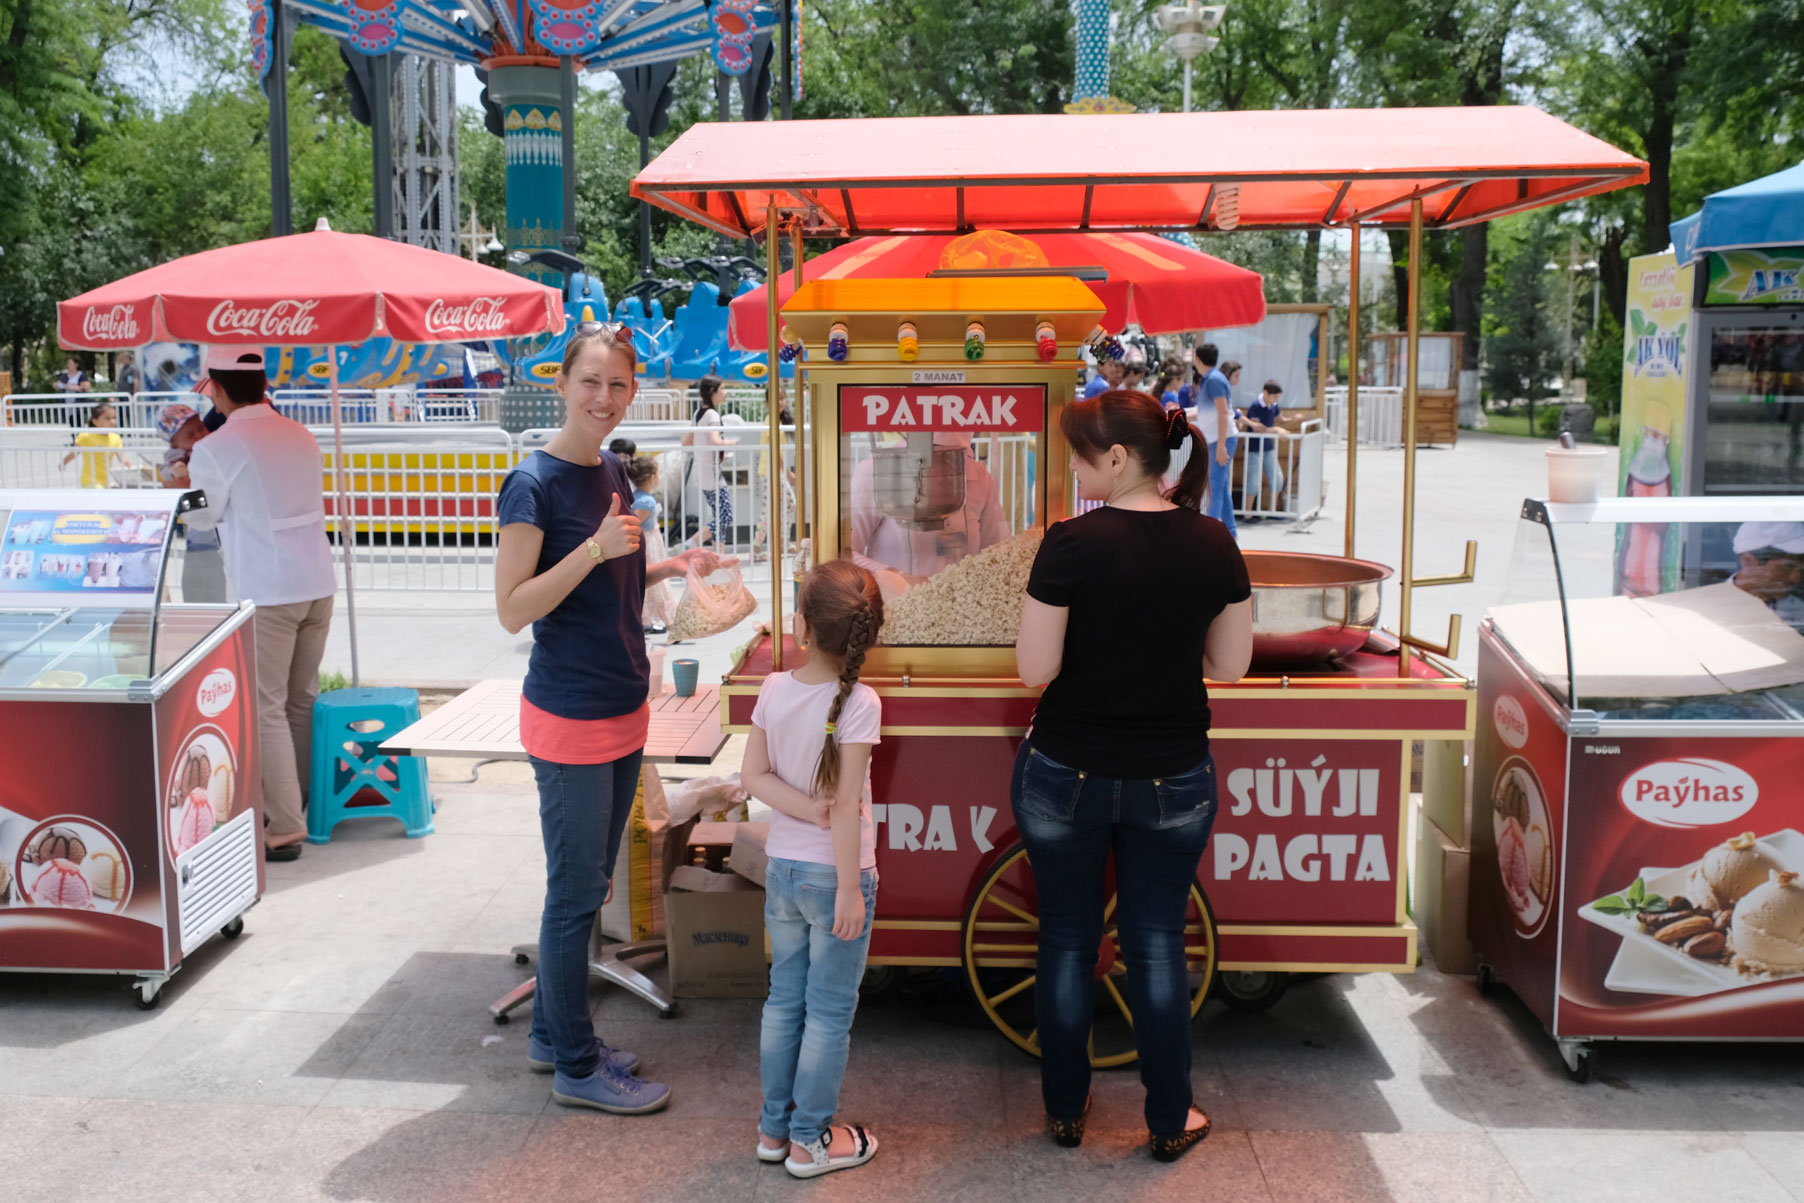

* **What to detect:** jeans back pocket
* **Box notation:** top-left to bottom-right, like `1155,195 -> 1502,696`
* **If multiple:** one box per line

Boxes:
1152,757 -> 1219,832
1013,745 -> 1087,825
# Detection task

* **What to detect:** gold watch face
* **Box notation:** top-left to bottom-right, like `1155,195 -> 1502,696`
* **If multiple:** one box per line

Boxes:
588,540 -> 602,559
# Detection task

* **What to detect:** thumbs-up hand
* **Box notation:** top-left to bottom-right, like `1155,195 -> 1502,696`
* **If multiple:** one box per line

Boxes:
593,493 -> 643,561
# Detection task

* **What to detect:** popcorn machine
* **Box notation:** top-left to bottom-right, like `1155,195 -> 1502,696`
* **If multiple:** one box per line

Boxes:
724,276 -> 1475,1061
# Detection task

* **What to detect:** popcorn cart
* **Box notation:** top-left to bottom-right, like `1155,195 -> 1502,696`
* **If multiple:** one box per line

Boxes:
1472,496 -> 1804,1082
0,489 -> 263,1009
632,107 -> 1647,1062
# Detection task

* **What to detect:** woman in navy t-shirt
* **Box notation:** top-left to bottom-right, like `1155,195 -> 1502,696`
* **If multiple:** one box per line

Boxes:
495,325 -> 721,1117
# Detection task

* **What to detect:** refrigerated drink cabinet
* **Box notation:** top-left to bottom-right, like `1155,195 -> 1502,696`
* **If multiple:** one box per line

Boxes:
1472,496 -> 1804,1081
0,489 -> 263,1008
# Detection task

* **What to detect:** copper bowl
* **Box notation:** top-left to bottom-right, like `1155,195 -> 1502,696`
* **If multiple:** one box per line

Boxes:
1244,551 -> 1393,667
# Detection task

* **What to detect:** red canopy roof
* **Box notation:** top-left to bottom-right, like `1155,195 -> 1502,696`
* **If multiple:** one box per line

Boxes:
632,107 -> 1647,239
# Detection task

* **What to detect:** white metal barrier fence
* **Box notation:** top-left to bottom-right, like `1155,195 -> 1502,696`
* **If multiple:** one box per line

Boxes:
1322,387 -> 1405,448
4,391 -> 211,432
1072,419 -> 1325,522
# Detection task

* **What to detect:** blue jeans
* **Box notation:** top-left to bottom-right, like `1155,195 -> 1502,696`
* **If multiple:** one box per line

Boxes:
1243,439 -> 1284,510
529,752 -> 643,1077
759,857 -> 878,1146
1205,436 -> 1238,535
1010,741 -> 1218,1135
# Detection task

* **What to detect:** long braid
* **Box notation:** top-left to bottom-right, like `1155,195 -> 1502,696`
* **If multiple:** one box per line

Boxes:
811,585 -> 879,797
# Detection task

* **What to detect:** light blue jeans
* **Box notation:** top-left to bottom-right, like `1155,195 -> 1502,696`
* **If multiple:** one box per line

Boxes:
759,856 -> 878,1147
1243,437 -> 1284,510
1205,435 -> 1239,535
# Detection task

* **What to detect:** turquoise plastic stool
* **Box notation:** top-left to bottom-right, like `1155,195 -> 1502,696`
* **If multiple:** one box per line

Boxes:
307,687 -> 434,844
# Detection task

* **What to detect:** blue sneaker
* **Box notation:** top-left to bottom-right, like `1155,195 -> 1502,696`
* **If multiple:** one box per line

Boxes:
527,1032 -> 640,1076
552,1061 -> 670,1115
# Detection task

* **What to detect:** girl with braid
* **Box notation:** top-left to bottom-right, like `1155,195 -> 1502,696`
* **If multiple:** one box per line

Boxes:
741,558 -> 885,1179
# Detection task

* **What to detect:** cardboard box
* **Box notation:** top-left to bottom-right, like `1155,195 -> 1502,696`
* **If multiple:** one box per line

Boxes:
1413,806 -> 1475,974
728,821 -> 770,887
1421,739 -> 1473,847
665,869 -> 767,998
597,766 -> 697,943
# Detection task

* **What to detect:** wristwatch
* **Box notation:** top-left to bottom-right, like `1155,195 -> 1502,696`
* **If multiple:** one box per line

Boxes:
586,538 -> 604,562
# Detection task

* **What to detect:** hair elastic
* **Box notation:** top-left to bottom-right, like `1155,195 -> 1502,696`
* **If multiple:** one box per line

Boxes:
824,723 -> 837,734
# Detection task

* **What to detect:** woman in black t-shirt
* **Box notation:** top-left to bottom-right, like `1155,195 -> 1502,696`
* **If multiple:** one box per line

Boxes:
1014,389 -> 1252,1163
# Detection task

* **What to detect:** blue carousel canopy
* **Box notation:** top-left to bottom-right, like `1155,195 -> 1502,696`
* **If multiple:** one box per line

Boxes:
1671,161 -> 1804,265
256,0 -> 787,76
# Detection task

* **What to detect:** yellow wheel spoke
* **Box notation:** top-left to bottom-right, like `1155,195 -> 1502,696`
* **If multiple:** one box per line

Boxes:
985,894 -> 1040,927
987,974 -> 1037,1006
1026,1028 -> 1040,1051
1103,976 -> 1135,1026
1103,894 -> 1119,923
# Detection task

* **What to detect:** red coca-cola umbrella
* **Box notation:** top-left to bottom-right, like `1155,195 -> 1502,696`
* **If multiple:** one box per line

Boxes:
728,230 -> 1266,351
58,222 -> 566,684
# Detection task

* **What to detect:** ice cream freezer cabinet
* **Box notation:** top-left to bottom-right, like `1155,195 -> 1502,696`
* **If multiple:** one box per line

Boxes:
723,278 -> 1474,1063
0,489 -> 263,1009
1471,497 -> 1804,1081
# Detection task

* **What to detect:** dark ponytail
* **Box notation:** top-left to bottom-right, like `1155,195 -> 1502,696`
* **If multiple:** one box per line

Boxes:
798,559 -> 885,798
695,374 -> 723,422
1061,388 -> 1210,512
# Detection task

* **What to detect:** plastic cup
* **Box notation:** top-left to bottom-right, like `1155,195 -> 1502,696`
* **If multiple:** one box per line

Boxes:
671,658 -> 700,698
647,646 -> 667,698
1545,446 -> 1608,504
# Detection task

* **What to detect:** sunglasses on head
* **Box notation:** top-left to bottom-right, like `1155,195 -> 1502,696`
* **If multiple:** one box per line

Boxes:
574,319 -> 632,345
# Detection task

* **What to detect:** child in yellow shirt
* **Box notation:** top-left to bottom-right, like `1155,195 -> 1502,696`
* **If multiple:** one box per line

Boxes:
62,400 -> 125,487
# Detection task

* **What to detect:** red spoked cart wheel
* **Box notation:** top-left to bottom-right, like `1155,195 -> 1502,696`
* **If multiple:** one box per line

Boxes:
960,844 -> 1219,1067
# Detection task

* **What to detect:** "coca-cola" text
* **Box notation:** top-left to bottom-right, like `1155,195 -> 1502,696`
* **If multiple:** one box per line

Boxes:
206,298 -> 319,338
424,296 -> 509,335
82,305 -> 141,342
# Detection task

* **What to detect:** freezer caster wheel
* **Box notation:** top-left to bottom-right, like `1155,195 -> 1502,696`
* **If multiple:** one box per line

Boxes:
515,952 -> 530,965
1475,962 -> 1497,997
134,981 -> 162,1010
1560,1042 -> 1596,1084
493,1012 -> 510,1026
961,844 -> 1218,1068
1215,970 -> 1290,1012
220,917 -> 244,940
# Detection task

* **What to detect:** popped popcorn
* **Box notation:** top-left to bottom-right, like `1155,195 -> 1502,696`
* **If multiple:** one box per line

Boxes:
879,528 -> 1044,646
669,564 -> 759,641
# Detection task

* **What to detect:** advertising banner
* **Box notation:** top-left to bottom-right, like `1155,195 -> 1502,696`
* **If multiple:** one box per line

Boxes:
1470,633 -> 1571,1029
1560,732 -> 1804,1037
1,509 -> 168,598
840,384 -> 1046,433
1703,249 -> 1804,307
1616,253 -> 1694,595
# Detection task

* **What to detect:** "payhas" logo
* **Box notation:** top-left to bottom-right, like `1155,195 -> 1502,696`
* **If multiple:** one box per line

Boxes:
1620,758 -> 1757,828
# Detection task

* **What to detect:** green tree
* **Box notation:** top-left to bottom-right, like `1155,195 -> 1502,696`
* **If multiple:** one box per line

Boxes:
1483,213 -> 1561,432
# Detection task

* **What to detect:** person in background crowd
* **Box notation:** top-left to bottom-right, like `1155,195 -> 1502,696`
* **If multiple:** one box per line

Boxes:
1240,380 -> 1286,514
627,454 -> 674,634
1122,353 -> 1149,393
116,350 -> 138,396
155,402 -> 227,602
609,437 -> 636,459
1083,354 -> 1126,399
1192,344 -> 1238,537
1730,522 -> 1804,628
182,348 -> 336,863
1154,359 -> 1186,411
684,374 -> 737,546
61,399 -> 125,488
494,324 -> 722,1117
56,355 -> 91,426
1015,389 -> 1251,1164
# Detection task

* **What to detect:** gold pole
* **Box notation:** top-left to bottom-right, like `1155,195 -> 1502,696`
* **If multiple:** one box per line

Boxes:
789,223 -> 807,544
1399,199 -> 1423,677
1345,226 -> 1360,559
765,203 -> 785,671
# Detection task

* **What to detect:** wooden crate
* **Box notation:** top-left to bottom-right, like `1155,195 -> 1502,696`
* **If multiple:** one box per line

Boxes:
1414,389 -> 1459,447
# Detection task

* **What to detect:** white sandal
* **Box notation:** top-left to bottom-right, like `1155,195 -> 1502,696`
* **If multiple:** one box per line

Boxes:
756,1133 -> 788,1164
784,1124 -> 878,1179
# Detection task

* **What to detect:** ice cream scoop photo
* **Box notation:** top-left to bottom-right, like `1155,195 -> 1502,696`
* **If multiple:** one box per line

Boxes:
1686,831 -> 1783,910
1731,870 -> 1804,975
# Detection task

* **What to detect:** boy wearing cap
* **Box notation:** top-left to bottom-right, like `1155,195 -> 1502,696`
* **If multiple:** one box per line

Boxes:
157,402 -> 228,603
1731,522 -> 1804,628
183,348 -> 336,862
1241,380 -> 1287,513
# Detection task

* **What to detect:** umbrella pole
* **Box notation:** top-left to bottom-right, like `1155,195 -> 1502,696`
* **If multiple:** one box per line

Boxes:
790,223 -> 807,545
1345,225 -> 1360,558
1398,200 -> 1422,678
330,352 -> 361,687
765,204 -> 785,672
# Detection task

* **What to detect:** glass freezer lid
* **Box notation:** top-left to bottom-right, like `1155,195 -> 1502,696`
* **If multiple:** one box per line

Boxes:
0,605 -> 240,691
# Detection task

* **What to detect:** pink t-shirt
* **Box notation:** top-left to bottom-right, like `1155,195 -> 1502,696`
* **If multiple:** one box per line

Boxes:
750,671 -> 882,870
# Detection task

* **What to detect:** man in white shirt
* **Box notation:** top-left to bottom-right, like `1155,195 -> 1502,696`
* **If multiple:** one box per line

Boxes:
184,348 -> 337,862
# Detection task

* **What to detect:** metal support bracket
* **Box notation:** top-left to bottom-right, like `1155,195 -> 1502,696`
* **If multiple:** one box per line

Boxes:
1399,539 -> 1475,661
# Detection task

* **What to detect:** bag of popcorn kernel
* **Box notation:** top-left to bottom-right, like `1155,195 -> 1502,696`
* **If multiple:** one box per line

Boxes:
668,560 -> 759,641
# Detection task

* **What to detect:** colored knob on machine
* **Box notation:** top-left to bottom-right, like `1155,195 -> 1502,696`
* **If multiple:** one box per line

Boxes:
964,320 -> 986,362
897,321 -> 919,361
828,321 -> 849,362
1035,320 -> 1057,362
